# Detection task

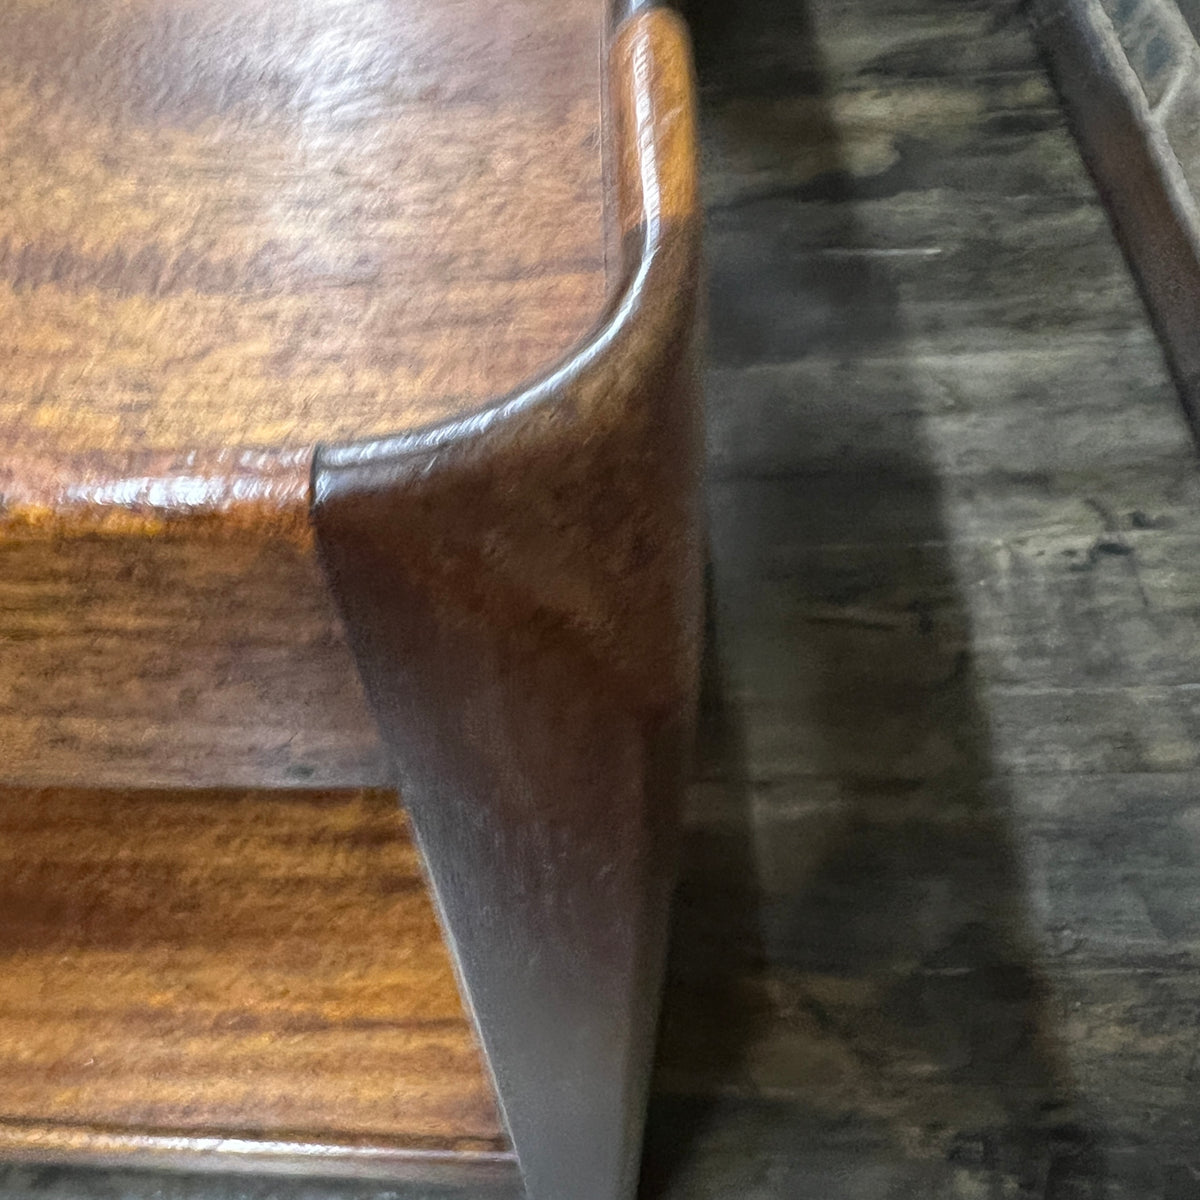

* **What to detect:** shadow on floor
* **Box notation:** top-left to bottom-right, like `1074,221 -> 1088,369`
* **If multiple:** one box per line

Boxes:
641,0 -> 1110,1195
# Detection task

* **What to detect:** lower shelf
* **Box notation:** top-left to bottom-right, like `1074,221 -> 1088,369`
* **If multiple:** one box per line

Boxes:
0,786 -> 514,1181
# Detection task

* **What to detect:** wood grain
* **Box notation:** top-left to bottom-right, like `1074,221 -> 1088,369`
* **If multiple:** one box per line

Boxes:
647,0 -> 1200,1194
0,0 -> 609,788
0,786 -> 508,1171
7,0 -> 1200,1194
312,11 -> 703,1198
0,0 -> 606,517
0,2 -> 700,1192
0,528 -> 387,789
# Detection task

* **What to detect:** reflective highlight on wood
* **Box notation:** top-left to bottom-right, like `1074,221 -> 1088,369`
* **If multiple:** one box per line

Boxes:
314,10 -> 703,1200
0,1 -> 702,1197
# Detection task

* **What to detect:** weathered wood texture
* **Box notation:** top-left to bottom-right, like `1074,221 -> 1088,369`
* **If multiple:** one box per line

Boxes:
0,0 -> 605,508
0,0 -> 606,789
3,0 -> 1199,1196
645,0 -> 1200,1195
0,787 -> 508,1175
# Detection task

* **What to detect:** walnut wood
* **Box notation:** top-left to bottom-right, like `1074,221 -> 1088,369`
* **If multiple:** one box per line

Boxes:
313,10 -> 702,1199
0,0 -> 701,1192
0,0 -> 606,788
0,0 -> 605,514
0,786 -> 511,1177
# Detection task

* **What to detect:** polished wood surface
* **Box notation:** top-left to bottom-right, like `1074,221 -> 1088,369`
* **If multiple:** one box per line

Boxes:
0,1 -> 703,1192
313,11 -> 701,1198
0,0 -> 606,519
0,786 -> 508,1171
6,0 -> 1200,1192
0,0 -> 609,789
0,528 -> 386,789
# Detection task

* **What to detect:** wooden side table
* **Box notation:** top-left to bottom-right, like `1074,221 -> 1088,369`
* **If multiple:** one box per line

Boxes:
0,1 -> 702,1199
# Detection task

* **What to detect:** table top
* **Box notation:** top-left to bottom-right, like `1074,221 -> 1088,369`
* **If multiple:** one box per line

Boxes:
0,0 -> 608,522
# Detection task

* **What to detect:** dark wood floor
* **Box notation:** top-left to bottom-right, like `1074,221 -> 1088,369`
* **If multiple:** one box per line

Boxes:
6,0 -> 1200,1196
648,0 -> 1200,1192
